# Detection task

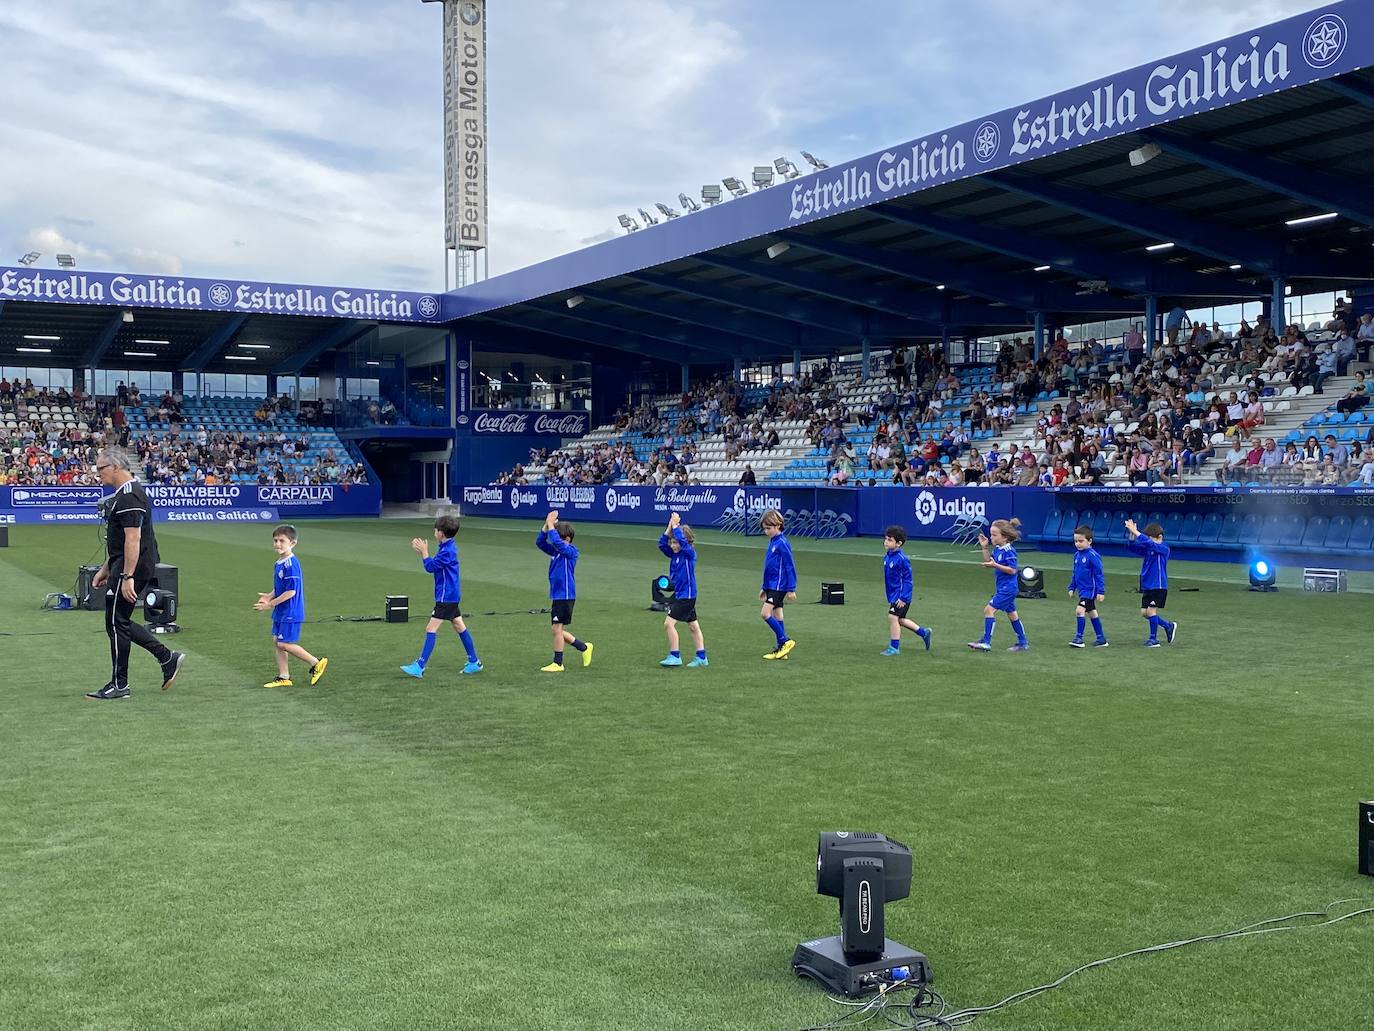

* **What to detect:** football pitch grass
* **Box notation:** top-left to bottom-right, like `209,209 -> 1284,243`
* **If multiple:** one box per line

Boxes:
2,516 -> 1371,1031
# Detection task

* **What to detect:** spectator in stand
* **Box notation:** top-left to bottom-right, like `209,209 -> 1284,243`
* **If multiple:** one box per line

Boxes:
1335,373 -> 1369,415
1357,313 -> 1374,358
738,464 -> 756,486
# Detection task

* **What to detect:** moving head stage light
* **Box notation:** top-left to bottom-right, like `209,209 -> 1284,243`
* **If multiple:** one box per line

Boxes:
791,832 -> 931,997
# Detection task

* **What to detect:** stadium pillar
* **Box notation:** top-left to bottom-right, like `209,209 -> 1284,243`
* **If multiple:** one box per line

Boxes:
861,337 -> 871,382
681,363 -> 690,394
793,348 -> 801,380
1271,277 -> 1287,330
733,357 -> 742,383
940,326 -> 950,361
1033,312 -> 1045,360
1145,295 -> 1158,352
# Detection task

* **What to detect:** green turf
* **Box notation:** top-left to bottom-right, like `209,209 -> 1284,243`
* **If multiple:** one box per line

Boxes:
1,517 -> 1370,1030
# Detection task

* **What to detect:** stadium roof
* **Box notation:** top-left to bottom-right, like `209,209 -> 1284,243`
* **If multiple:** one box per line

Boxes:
451,1 -> 1374,365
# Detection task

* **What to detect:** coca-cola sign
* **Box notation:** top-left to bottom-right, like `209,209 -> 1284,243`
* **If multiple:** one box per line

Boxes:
471,410 -> 588,436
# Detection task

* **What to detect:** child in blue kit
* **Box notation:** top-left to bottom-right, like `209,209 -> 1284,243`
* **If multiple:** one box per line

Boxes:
536,510 -> 593,672
658,512 -> 708,668
881,525 -> 932,656
1125,518 -> 1178,647
968,517 -> 1029,652
254,524 -> 328,688
759,509 -> 797,660
1068,524 -> 1108,649
401,513 -> 483,678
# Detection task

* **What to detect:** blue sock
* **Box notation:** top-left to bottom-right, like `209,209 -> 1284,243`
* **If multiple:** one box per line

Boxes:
670,650 -> 680,658
1075,616 -> 1086,638
554,650 -> 564,665
1146,615 -> 1159,639
458,629 -> 477,662
696,649 -> 707,660
1011,619 -> 1027,644
569,638 -> 587,652
1090,617 -> 1104,640
765,616 -> 787,645
982,616 -> 995,643
889,639 -> 900,650
418,632 -> 436,667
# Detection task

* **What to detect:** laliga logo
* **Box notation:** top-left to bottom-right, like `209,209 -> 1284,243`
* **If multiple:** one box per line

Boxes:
914,491 -> 938,525
604,489 -> 641,514
508,487 -> 537,509
1304,14 -> 1346,69
972,120 -> 1001,163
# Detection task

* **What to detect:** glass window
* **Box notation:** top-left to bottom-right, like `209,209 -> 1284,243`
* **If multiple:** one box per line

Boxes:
344,378 -> 380,399
245,375 -> 267,397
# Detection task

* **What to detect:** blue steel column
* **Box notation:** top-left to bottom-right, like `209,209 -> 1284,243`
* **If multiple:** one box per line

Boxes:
792,347 -> 801,380
1271,277 -> 1287,331
681,363 -> 690,394
941,326 -> 950,361
1033,312 -> 1045,360
1145,296 -> 1158,353
732,357 -> 741,382
860,336 -> 871,382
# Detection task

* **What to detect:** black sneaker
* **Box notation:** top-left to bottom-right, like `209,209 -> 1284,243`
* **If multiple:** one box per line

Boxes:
161,651 -> 186,691
86,683 -> 131,700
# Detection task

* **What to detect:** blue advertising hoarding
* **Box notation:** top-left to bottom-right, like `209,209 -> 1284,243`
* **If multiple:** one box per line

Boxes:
0,483 -> 382,524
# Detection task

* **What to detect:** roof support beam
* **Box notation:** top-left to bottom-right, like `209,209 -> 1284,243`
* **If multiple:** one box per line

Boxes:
1324,76 -> 1374,113
479,313 -> 718,365
529,303 -> 752,360
1144,129 -> 1374,228
181,314 -> 250,372
80,311 -> 128,368
576,287 -> 829,350
272,319 -> 375,375
868,202 -> 1263,298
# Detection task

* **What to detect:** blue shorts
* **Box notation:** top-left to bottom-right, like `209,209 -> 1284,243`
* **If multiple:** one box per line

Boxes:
988,592 -> 1018,613
273,621 -> 302,644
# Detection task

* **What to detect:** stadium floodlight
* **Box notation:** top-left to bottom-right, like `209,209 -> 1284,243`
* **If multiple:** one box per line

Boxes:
1248,558 -> 1278,592
224,354 -> 256,361
566,295 -> 585,309
366,360 -> 382,366
774,157 -> 801,180
1017,565 -> 1046,599
1285,212 -> 1339,227
123,351 -> 158,358
701,185 -> 723,205
1033,265 -> 1052,272
18,251 -> 40,266
24,334 -> 61,341
722,177 -> 750,199
16,347 -> 52,354
678,192 -> 701,213
655,202 -> 681,219
134,338 -> 170,345
1128,142 -> 1163,167
752,165 -> 775,189
766,242 -> 791,260
1229,264 -> 1243,270
1145,242 -> 1175,252
801,151 -> 829,170
618,213 -> 640,233
56,253 -> 76,268
791,832 -> 931,998
638,207 -> 660,226
237,343 -> 271,350
143,588 -> 180,633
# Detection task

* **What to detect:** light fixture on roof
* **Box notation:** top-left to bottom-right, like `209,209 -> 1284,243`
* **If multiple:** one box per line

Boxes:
366,360 -> 381,366
766,242 -> 791,260
936,284 -> 946,290
124,351 -> 157,358
1145,242 -> 1175,252
1128,142 -> 1163,167
24,334 -> 61,341
17,251 -> 40,266
618,213 -> 641,233
224,354 -> 256,361
801,151 -> 829,170
638,207 -> 660,226
774,157 -> 801,180
655,202 -> 681,219
1033,265 -> 1052,272
237,343 -> 271,350
701,185 -> 723,206
56,253 -> 76,268
122,309 -> 135,323
134,338 -> 170,345
17,346 -> 52,353
752,166 -> 775,190
1229,264 -> 1243,270
566,295 -> 585,309
678,192 -> 701,213
722,177 -> 750,199
1285,212 -> 1338,227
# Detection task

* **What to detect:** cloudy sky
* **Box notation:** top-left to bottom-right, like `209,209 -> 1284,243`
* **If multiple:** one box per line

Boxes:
0,0 -> 1326,292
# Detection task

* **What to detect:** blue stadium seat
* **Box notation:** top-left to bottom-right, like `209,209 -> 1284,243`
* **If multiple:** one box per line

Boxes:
1041,508 -> 1067,541
1161,512 -> 1184,540
1257,514 -> 1285,547
1075,509 -> 1096,539
1347,515 -> 1374,552
1197,512 -> 1223,545
1177,512 -> 1203,543
1277,514 -> 1305,548
1090,509 -> 1114,538
1216,514 -> 1245,546
1300,516 -> 1329,550
1323,515 -> 1353,551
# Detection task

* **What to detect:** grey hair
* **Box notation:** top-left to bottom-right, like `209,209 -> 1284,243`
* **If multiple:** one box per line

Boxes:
98,446 -> 135,472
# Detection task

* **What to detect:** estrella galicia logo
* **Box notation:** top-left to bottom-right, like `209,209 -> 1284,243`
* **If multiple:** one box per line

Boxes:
418,295 -> 439,318
208,283 -> 232,307
972,120 -> 1001,163
1303,14 -> 1346,69
457,359 -> 469,370
260,510 -> 274,520
460,1 -> 481,25
914,490 -> 938,525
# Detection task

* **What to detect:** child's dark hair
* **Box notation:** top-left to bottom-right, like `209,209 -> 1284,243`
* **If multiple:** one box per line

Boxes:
990,517 -> 1022,542
555,521 -> 575,542
760,509 -> 784,531
1074,524 -> 1093,541
434,513 -> 461,538
884,525 -> 907,544
272,524 -> 298,542
1144,522 -> 1165,538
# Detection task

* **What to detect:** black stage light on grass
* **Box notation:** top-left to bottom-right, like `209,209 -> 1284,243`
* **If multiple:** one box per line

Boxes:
1017,565 -> 1046,599
650,575 -> 673,612
143,588 -> 181,633
1248,558 -> 1278,592
791,832 -> 932,997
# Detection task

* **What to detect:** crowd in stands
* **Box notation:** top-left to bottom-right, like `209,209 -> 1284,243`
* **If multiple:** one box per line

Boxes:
1,377 -> 365,487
